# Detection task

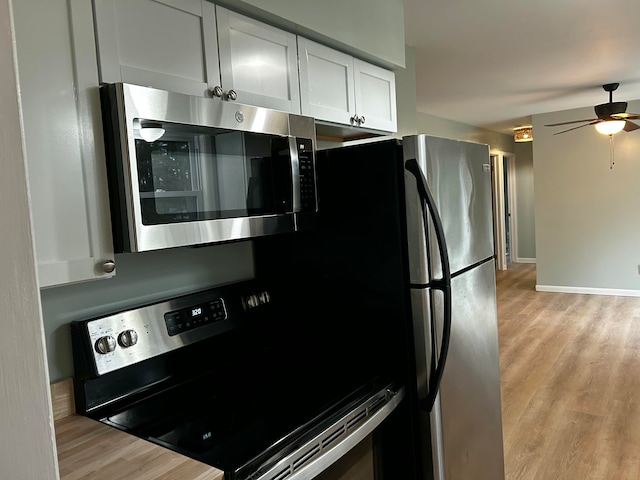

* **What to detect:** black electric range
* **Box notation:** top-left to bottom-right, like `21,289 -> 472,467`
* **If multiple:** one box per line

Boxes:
71,279 -> 403,480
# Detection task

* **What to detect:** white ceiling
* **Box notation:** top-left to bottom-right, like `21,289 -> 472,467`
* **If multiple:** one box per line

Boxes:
403,0 -> 640,135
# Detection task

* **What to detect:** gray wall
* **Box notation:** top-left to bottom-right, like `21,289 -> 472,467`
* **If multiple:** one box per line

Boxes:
532,102 -> 640,292
415,111 -> 514,152
513,142 -> 536,260
393,46 -> 418,137
215,0 -> 405,69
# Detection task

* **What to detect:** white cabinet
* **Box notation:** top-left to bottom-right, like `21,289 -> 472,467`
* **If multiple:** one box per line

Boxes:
298,38 -> 356,126
94,1 -> 300,112
13,0 -> 115,288
353,59 -> 398,133
93,0 -> 219,97
299,38 -> 397,133
93,1 -> 393,124
216,7 -> 300,113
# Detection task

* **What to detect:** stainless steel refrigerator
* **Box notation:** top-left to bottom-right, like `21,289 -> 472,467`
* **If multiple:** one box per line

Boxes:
254,134 -> 505,480
402,134 -> 505,479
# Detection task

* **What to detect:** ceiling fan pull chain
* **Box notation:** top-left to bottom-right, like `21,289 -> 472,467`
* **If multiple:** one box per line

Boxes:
609,134 -> 615,170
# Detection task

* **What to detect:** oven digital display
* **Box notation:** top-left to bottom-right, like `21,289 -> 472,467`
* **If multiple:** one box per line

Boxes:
165,299 -> 227,336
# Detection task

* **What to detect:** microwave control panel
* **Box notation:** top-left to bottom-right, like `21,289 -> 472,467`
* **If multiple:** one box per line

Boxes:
297,137 -> 317,212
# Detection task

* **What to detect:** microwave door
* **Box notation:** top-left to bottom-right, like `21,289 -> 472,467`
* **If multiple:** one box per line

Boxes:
213,131 -> 253,218
103,82 -> 317,252
246,156 -> 280,214
243,135 -> 315,217
241,134 -> 296,216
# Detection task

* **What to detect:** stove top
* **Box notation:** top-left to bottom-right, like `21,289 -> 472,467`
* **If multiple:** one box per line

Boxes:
101,354 -> 394,478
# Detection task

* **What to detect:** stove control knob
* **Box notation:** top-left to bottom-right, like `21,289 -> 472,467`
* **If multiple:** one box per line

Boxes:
247,295 -> 259,308
259,291 -> 270,304
118,329 -> 139,348
95,335 -> 116,354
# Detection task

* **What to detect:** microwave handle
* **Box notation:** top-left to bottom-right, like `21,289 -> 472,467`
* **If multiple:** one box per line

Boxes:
289,137 -> 301,213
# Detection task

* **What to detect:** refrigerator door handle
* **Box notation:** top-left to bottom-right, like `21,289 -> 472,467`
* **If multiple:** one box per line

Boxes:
405,158 -> 452,412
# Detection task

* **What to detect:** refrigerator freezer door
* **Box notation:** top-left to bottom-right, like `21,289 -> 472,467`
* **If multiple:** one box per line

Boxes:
428,259 -> 504,480
403,135 -> 494,278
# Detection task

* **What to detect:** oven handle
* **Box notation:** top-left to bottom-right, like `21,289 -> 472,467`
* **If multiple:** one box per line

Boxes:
289,137 -> 301,213
254,386 -> 405,480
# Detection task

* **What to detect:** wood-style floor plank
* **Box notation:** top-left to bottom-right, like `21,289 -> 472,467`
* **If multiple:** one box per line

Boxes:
497,263 -> 640,480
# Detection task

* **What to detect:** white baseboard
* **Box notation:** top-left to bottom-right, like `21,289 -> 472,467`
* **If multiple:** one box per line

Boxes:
514,257 -> 536,264
536,284 -> 640,298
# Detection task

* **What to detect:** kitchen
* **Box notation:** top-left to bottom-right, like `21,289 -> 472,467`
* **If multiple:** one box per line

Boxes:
3,1 -> 640,479
2,2 -> 504,476
2,1 -> 508,478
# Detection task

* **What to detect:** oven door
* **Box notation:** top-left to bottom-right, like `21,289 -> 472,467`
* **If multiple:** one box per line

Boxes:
101,83 -> 317,252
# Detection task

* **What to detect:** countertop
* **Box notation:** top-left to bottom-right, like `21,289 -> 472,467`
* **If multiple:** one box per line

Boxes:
52,379 -> 224,480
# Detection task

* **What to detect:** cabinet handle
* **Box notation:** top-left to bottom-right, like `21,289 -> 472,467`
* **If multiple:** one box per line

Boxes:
359,115 -> 365,125
350,114 -> 359,126
227,89 -> 238,101
210,86 -> 223,98
102,260 -> 116,274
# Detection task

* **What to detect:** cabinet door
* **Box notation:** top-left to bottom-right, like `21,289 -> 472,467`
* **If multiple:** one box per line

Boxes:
93,0 -> 220,97
14,0 -> 115,287
216,7 -> 300,113
298,37 -> 356,126
354,59 -> 397,132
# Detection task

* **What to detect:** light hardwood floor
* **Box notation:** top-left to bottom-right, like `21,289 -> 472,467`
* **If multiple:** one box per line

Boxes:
497,263 -> 640,480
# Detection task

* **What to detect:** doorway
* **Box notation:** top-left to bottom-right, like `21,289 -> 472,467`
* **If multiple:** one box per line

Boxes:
490,151 -> 516,270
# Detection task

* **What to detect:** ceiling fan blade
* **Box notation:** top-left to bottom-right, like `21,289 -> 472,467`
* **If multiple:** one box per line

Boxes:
544,118 -> 598,127
623,121 -> 640,132
553,120 -> 601,135
612,112 -> 640,120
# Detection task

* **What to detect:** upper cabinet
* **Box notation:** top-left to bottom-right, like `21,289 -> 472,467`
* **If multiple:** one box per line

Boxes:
216,7 -> 300,113
93,0 -> 300,112
94,0 -> 394,128
94,0 -> 219,97
13,0 -> 116,288
353,59 -> 397,133
298,38 -> 397,133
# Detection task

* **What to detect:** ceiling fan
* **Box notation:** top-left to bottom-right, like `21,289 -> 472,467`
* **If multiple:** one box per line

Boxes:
544,83 -> 640,135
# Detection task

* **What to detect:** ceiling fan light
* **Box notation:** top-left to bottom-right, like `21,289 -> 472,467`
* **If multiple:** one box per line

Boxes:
595,120 -> 625,135
514,126 -> 533,142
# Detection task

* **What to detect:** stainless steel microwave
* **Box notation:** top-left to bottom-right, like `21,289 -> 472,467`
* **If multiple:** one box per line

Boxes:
100,83 -> 317,252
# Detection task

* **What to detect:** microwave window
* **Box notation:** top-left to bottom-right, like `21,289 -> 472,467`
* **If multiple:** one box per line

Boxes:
134,120 -> 293,226
136,141 -> 193,193
140,196 -> 199,224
